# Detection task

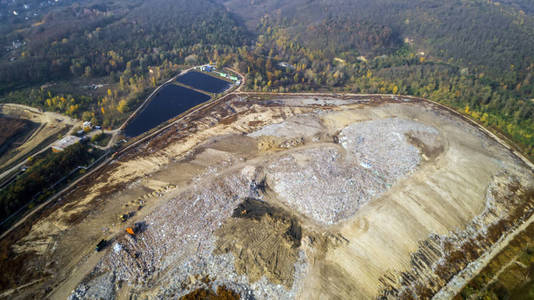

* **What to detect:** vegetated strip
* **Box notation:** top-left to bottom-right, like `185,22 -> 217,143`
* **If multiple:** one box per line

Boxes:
0,68 -> 238,241
0,144 -> 108,234
0,126 -> 70,176
458,220 -> 534,299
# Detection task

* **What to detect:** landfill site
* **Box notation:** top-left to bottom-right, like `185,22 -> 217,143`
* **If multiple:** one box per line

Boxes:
0,94 -> 533,299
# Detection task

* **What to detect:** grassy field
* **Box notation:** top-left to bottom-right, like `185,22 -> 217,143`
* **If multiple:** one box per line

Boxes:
90,132 -> 112,147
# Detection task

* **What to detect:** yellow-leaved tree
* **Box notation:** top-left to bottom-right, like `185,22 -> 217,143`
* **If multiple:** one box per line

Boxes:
117,99 -> 128,113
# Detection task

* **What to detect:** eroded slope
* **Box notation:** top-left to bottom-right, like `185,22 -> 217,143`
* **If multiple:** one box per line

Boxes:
1,95 -> 533,300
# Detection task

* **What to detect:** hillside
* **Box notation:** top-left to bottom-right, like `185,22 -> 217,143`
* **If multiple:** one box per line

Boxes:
1,0 -> 533,157
219,0 -> 534,74
1,1 -> 534,298
0,0 -> 247,127
216,0 -> 534,159
0,117 -> 32,156
0,94 -> 532,299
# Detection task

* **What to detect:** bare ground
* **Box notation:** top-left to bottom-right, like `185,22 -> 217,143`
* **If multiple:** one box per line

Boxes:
0,95 -> 532,300
0,117 -> 31,150
0,103 -> 78,174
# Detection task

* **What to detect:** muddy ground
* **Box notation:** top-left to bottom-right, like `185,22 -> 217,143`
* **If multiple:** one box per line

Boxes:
0,94 -> 533,299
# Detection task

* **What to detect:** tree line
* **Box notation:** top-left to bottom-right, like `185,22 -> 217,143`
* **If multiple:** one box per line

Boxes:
0,0 -> 533,159
0,143 -> 99,222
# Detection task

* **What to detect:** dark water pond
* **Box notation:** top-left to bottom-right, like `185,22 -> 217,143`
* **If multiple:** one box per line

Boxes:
176,71 -> 231,93
123,84 -> 210,137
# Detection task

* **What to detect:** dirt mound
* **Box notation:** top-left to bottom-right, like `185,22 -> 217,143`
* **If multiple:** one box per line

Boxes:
405,132 -> 444,161
180,285 -> 240,300
215,198 -> 302,287
5,95 -> 534,300
255,135 -> 305,153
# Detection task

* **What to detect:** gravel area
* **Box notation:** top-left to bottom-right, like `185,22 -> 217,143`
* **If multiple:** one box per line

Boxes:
69,117 -> 441,297
69,273 -> 115,300
340,117 -> 440,185
266,146 -> 385,225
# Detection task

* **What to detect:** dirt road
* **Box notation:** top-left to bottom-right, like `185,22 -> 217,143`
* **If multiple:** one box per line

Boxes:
0,67 -> 242,242
0,104 -> 80,180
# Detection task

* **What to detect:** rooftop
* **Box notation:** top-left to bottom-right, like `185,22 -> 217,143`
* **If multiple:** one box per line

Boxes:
51,135 -> 81,152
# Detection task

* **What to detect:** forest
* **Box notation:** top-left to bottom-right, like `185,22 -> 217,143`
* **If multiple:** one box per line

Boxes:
0,0 -> 532,159
0,0 -> 247,128
221,0 -> 534,160
0,143 -> 100,223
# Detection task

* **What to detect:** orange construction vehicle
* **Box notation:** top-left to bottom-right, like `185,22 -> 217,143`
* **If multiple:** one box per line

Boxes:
125,222 -> 146,238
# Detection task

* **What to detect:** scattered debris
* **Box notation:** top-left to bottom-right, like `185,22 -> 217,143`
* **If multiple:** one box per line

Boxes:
113,243 -> 122,254
4,95 -> 532,300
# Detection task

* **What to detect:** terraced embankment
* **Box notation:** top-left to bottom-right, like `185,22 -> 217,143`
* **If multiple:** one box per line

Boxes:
0,94 -> 532,299
0,103 -> 77,178
0,117 -> 37,164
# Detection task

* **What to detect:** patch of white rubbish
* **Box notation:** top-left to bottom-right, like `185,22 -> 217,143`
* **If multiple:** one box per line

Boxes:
265,118 -> 440,225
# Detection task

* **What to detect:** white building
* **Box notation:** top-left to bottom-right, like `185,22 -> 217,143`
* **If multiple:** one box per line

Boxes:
52,135 -> 81,152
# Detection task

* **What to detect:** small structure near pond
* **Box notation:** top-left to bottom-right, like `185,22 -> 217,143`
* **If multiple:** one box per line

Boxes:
52,135 -> 81,152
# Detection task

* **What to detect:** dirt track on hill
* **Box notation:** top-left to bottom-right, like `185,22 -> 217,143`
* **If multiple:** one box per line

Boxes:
0,118 -> 29,148
0,103 -> 78,177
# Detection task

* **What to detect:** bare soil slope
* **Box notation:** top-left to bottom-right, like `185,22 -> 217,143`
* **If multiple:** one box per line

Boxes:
0,117 -> 34,156
0,95 -> 532,299
0,104 -> 77,173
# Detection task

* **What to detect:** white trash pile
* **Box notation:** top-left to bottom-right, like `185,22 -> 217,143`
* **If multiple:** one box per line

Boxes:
73,168 -> 306,299
266,118 -> 440,225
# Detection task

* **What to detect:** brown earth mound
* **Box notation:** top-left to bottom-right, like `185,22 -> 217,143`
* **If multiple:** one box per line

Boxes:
180,285 -> 240,300
215,198 -> 302,287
